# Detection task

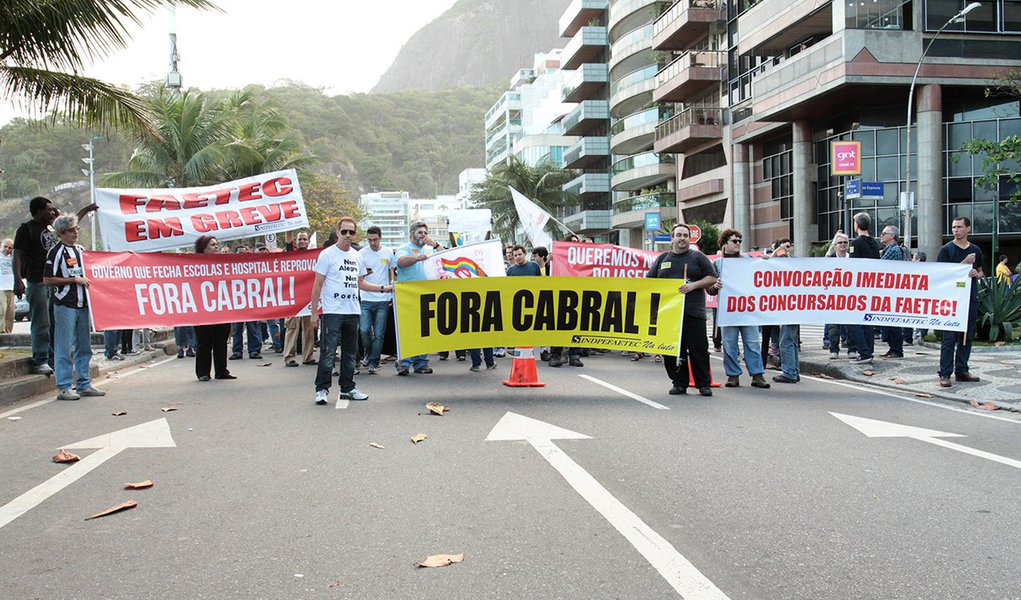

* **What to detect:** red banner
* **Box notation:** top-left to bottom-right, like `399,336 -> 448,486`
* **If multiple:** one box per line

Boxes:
85,249 -> 323,330
550,241 -> 661,278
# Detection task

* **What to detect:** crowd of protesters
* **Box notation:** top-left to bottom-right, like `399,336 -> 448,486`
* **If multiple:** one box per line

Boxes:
6,194 -> 1006,403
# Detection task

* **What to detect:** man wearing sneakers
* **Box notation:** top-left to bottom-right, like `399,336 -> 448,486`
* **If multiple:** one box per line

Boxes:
708,228 -> 769,390
309,218 -> 394,406
358,226 -> 393,375
846,212 -> 880,364
936,216 -> 984,388
393,221 -> 441,376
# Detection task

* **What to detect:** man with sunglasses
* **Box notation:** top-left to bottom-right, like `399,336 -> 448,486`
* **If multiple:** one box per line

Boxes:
709,229 -> 770,389
309,218 -> 394,406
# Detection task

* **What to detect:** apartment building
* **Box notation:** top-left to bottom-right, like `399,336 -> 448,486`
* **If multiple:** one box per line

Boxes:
359,191 -> 410,249
649,0 -> 1020,260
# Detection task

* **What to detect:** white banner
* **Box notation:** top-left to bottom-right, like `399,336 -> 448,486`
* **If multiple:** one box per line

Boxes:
95,169 -> 307,252
423,239 -> 506,280
509,186 -> 553,249
717,257 -> 973,332
448,209 -> 492,246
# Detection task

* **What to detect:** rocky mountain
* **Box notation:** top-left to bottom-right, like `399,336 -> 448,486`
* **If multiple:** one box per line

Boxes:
372,0 -> 572,93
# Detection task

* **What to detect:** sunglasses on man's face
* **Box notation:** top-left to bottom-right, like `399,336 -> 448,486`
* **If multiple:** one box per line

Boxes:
339,229 -> 356,236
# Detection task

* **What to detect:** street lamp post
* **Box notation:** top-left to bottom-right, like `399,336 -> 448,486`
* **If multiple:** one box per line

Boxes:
902,1 -> 981,256
81,137 -> 100,250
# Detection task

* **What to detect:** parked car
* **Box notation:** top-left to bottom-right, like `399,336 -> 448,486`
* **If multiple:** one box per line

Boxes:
15,296 -> 29,321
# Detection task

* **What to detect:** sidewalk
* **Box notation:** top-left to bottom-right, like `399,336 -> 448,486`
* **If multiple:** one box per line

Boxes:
725,324 -> 1021,411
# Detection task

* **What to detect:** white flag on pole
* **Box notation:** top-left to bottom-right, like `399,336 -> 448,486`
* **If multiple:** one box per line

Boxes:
509,186 -> 554,249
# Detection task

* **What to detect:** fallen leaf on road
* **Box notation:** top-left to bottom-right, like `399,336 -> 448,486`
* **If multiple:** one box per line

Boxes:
969,399 -> 1000,411
415,553 -> 465,568
52,449 -> 80,463
813,373 -> 833,379
994,341 -> 1005,346
913,392 -> 933,398
258,362 -> 272,367
892,379 -> 907,385
411,433 -> 428,444
112,411 -> 127,416
124,480 -> 153,489
862,370 -> 876,376
160,407 -> 178,413
85,500 -> 137,520
425,402 -> 449,416
369,442 -> 385,450
327,580 -> 341,588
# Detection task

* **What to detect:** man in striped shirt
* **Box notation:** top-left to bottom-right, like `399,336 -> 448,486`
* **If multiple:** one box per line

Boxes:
44,215 -> 105,401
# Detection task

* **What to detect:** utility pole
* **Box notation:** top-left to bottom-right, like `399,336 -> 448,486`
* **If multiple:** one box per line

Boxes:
80,138 -> 100,250
166,7 -> 182,92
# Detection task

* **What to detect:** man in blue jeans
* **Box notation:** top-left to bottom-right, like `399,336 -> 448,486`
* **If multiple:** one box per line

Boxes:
393,221 -> 442,375
310,218 -> 394,406
44,215 -> 106,400
709,228 -> 770,389
358,226 -> 393,375
13,197 -> 60,375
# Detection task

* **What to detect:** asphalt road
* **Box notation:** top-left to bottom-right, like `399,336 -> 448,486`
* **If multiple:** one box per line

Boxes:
2,349 -> 1019,599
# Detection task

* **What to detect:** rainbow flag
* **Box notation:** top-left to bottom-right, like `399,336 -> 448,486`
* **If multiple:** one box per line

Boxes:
440,257 -> 482,278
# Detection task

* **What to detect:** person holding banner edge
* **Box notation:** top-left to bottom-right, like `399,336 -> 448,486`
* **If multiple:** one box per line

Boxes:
937,216 -> 983,388
647,223 -> 717,396
310,218 -> 394,405
192,236 -> 235,382
394,221 -> 442,375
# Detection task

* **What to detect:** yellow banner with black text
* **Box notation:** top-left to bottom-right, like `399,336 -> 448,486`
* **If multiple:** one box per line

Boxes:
394,276 -> 684,357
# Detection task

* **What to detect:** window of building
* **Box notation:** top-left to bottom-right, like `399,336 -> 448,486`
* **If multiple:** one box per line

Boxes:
762,140 -> 794,221
846,0 -> 908,29
682,145 -> 728,178
926,0 -> 1011,32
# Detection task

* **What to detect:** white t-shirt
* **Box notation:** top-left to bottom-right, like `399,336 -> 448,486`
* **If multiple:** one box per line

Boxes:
359,245 -> 394,302
314,245 -> 366,315
0,253 -> 13,291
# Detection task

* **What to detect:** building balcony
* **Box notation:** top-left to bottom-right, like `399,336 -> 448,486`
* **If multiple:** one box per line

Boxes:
611,151 -> 676,191
653,50 -> 725,103
562,63 -> 609,103
652,0 -> 723,51
608,0 -> 661,41
563,172 -> 611,198
609,63 -> 658,118
654,107 -> 723,153
610,105 -> 674,155
564,136 -> 610,169
608,23 -> 653,75
612,192 -> 675,215
563,26 -> 608,70
563,209 -> 613,233
563,100 -> 610,136
560,0 -> 608,38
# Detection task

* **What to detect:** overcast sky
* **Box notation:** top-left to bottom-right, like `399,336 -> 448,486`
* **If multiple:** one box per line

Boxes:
2,0 -> 458,124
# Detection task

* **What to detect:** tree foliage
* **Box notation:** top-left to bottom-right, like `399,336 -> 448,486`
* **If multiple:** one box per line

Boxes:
958,135 -> 1021,207
301,171 -> 365,242
468,157 -> 577,242
1,0 -> 217,135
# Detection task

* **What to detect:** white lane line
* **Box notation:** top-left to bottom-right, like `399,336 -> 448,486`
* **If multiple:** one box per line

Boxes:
707,355 -> 1021,425
578,374 -> 670,410
0,356 -> 179,419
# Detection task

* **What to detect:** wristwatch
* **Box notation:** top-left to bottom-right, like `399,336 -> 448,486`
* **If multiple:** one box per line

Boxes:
380,285 -> 385,292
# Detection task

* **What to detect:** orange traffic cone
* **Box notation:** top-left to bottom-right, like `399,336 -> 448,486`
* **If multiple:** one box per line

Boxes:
688,361 -> 722,388
503,347 -> 545,388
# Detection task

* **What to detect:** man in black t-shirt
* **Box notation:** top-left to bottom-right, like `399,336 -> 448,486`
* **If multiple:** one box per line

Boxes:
936,216 -> 984,388
846,212 -> 880,364
647,223 -> 718,396
13,196 -> 59,374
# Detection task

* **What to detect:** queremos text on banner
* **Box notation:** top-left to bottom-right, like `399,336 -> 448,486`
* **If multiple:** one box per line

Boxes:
394,276 -> 684,356
716,257 -> 972,332
95,169 -> 307,252
423,239 -> 506,280
550,241 -> 660,277
85,248 -> 322,330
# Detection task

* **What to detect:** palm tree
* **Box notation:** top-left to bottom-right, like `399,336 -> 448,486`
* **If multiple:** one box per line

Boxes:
102,86 -> 233,187
1,0 -> 217,134
470,157 -> 577,242
220,89 -> 315,179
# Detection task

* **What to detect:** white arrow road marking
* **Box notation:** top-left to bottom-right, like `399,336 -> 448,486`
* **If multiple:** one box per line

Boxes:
0,418 -> 176,530
831,412 -> 1021,470
487,412 -> 729,600
578,374 -> 670,410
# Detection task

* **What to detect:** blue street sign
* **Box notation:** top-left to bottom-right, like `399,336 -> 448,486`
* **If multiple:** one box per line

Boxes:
654,233 -> 671,244
644,211 -> 661,231
845,179 -> 884,200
